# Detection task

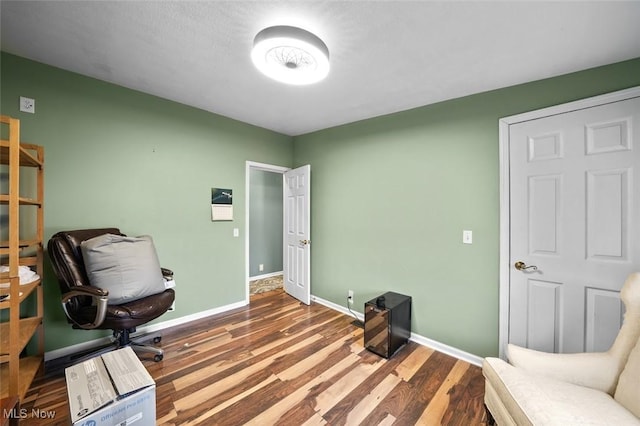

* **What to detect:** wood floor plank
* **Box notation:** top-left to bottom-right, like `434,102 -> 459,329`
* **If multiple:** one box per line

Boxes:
254,315 -> 346,357
17,289 -> 488,425
359,379 -> 414,425
182,374 -> 280,426
193,344 -> 360,424
343,372 -> 402,426
320,342 -> 416,426
174,333 -> 324,408
395,343 -> 435,381
378,412 -> 397,426
314,357 -> 386,416
300,413 -> 327,426
393,350 -> 459,425
441,364 -> 487,426
277,334 -> 360,381
243,354 -> 360,425
415,359 -> 470,425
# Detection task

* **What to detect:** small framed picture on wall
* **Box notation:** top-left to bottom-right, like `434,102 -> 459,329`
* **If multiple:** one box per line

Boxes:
211,188 -> 233,221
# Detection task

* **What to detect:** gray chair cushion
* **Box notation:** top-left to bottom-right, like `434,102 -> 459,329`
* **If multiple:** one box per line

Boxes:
81,234 -> 165,305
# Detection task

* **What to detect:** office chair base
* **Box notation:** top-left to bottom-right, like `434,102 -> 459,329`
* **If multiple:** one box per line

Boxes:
130,336 -> 164,361
62,341 -> 124,367
114,328 -> 165,362
46,328 -> 166,372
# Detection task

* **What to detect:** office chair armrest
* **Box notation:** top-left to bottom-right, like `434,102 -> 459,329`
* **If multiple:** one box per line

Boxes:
68,285 -> 108,297
61,286 -> 109,330
161,267 -> 174,279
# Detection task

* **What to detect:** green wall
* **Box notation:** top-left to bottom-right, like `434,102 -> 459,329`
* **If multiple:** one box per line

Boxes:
249,169 -> 283,277
0,52 -> 293,352
3,50 -> 639,358
293,58 -> 640,357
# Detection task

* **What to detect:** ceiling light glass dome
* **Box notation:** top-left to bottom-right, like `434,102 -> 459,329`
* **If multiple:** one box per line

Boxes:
251,26 -> 330,85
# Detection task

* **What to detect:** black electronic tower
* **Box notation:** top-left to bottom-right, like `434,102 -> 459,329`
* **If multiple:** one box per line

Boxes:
364,292 -> 411,358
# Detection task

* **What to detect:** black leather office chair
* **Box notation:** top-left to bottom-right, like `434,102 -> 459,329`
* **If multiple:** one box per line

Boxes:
48,228 -> 175,361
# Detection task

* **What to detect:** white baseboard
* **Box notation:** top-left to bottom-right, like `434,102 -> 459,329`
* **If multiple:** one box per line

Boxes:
45,335 -> 113,362
408,333 -> 483,367
310,294 -> 364,322
310,294 -> 483,367
249,271 -> 283,281
45,300 -> 248,362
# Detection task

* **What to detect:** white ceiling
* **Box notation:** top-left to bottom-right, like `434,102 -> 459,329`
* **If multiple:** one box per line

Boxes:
2,1 -> 640,136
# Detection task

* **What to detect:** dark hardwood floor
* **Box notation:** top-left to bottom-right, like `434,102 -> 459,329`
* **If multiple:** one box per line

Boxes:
19,289 -> 487,425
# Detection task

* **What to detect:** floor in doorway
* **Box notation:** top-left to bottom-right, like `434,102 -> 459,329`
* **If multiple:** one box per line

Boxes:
249,274 -> 283,294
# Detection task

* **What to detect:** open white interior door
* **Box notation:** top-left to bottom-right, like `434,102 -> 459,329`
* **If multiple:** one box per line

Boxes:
283,165 -> 311,304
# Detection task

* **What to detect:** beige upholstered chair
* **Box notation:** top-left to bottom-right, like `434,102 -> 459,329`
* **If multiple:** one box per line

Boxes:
483,272 -> 640,425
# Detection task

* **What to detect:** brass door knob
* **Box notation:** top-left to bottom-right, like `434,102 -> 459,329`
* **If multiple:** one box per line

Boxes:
515,261 -> 537,271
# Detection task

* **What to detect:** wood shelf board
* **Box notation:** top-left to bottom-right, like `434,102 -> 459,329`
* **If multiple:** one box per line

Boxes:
0,141 -> 43,168
0,281 -> 41,311
0,317 -> 42,362
0,195 -> 42,206
0,240 -> 41,250
0,356 -> 43,401
0,116 -> 15,126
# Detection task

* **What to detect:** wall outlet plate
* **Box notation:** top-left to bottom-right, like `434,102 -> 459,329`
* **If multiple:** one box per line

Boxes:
20,96 -> 35,114
348,290 -> 354,304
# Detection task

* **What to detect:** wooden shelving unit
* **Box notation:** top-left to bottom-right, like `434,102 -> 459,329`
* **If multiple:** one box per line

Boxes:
0,115 -> 44,403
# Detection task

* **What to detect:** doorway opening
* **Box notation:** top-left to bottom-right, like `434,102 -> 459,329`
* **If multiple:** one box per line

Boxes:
245,161 -> 289,303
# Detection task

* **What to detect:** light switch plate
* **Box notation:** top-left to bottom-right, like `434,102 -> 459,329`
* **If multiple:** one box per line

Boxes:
463,230 -> 473,244
20,96 -> 35,114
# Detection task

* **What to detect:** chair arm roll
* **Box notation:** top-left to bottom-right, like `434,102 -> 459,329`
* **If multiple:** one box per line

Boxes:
507,343 -> 622,394
67,285 -> 108,297
62,286 -> 109,330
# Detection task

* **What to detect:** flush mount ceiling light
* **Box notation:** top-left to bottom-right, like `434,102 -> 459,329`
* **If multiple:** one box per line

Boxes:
251,25 -> 330,85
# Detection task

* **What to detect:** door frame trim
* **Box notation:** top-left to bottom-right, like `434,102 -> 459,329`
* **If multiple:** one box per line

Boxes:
498,86 -> 640,358
245,161 -> 290,304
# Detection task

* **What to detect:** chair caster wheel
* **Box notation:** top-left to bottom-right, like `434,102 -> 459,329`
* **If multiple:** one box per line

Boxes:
153,336 -> 162,343
154,354 -> 163,362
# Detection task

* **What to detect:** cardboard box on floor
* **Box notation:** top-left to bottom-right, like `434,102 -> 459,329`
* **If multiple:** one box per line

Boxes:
65,346 -> 156,426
